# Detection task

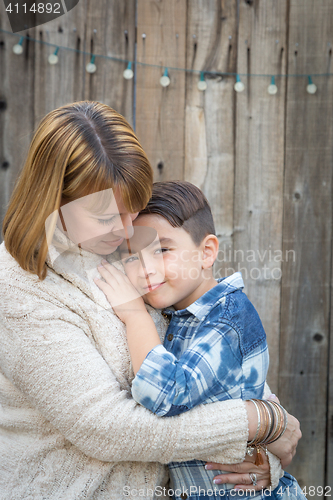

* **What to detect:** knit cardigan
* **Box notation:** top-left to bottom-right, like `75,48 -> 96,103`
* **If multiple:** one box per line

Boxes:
0,228 -> 282,499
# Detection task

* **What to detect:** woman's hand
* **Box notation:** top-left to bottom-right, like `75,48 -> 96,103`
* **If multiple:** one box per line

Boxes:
245,397 -> 301,469
205,452 -> 270,492
266,412 -> 301,469
95,260 -> 147,323
265,394 -> 301,469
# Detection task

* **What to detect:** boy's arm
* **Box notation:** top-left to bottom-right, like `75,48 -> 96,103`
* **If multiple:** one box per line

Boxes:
132,321 -> 269,416
95,262 -> 269,417
124,312 -> 162,374
95,261 -> 161,374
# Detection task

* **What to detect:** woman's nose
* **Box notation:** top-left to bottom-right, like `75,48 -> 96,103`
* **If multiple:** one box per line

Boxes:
111,213 -> 138,239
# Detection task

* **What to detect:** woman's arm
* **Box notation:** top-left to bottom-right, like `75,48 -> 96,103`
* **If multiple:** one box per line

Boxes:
0,284 -> 250,466
205,399 -> 301,491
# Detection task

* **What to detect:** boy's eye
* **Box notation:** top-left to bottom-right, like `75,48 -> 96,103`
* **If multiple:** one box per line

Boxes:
124,255 -> 139,264
155,247 -> 169,254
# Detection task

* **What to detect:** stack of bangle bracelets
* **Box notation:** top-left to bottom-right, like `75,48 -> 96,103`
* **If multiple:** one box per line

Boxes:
246,399 -> 288,465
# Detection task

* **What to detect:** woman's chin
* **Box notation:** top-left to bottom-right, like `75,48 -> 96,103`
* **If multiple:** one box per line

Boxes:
84,242 -> 120,255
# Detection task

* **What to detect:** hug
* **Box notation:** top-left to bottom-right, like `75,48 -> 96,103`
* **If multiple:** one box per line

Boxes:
0,102 -> 302,500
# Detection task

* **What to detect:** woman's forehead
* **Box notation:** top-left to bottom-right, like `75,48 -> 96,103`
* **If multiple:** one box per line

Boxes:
76,188 -> 123,214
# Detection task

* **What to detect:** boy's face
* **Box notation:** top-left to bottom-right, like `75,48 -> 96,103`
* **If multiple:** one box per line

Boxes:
119,214 -> 208,310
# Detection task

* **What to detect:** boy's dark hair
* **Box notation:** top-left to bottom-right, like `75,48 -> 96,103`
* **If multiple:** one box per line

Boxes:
139,181 -> 215,246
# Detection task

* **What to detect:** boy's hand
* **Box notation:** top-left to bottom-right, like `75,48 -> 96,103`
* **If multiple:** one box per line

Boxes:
94,260 -> 147,323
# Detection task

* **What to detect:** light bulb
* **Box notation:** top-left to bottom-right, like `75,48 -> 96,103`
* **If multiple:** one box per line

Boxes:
234,74 -> 245,92
307,77 -> 317,94
123,62 -> 134,80
48,54 -> 59,65
307,83 -> 317,94
86,62 -> 97,74
160,75 -> 170,87
197,72 -> 207,91
268,77 -> 278,95
268,84 -> 278,95
123,68 -> 134,79
13,43 -> 23,55
197,80 -> 207,91
234,81 -> 245,92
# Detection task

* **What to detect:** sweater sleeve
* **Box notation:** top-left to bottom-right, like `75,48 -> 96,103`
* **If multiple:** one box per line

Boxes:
0,285 -> 249,466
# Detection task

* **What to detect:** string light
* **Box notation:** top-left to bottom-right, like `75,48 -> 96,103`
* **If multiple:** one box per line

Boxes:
12,36 -> 24,55
160,68 -> 171,87
86,55 -> 97,74
123,61 -> 134,80
307,76 -> 317,94
48,47 -> 59,65
197,72 -> 207,91
1,29 -> 330,94
268,76 -> 278,95
234,74 -> 245,92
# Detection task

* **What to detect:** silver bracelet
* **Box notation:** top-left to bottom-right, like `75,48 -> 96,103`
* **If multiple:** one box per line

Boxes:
247,399 -> 261,446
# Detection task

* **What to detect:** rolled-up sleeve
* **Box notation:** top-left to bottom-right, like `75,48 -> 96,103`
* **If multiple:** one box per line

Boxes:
132,323 -> 256,416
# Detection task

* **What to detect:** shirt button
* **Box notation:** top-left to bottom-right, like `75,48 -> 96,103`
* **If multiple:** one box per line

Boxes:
180,494 -> 188,500
167,334 -> 173,341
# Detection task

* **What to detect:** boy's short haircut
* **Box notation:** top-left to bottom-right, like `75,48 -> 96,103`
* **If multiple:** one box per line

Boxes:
139,181 -> 215,246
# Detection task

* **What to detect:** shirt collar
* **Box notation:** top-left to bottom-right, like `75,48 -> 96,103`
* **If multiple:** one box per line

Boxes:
164,272 -> 244,321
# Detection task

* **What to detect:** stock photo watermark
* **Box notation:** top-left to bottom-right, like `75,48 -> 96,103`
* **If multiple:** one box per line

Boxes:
123,485 -> 259,497
3,0 -> 81,32
214,246 -> 296,281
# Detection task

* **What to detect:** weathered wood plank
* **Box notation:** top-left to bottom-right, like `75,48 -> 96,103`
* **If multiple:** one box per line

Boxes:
328,247 -> 333,488
184,0 -> 237,282
1,2 -> 333,486
233,0 -> 288,392
83,0 -> 136,126
279,0 -> 333,489
136,0 -> 187,180
0,8 -> 35,233
33,0 -> 86,126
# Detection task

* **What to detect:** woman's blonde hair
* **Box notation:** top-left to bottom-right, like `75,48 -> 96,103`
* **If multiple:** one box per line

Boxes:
3,101 -> 153,279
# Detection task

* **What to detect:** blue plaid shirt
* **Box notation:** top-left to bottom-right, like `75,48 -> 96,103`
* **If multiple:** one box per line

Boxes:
131,273 -> 269,498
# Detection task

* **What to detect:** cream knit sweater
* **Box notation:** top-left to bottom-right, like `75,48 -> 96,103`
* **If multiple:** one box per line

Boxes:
0,228 -> 282,499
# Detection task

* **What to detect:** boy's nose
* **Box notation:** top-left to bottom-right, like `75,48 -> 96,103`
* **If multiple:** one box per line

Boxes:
138,258 -> 157,278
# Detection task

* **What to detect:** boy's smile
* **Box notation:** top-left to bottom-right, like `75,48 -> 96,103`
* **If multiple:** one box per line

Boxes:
119,214 -> 218,310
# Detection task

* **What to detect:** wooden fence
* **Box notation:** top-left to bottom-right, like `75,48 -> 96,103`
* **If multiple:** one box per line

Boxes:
0,0 -> 333,495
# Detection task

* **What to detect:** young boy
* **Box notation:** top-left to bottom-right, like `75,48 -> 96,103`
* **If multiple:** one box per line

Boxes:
95,181 -> 305,500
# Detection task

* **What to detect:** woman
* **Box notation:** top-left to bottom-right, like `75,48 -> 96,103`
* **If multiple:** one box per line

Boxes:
0,101 -> 300,499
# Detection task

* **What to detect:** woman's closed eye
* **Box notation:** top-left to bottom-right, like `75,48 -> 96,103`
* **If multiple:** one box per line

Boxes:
97,216 -> 116,226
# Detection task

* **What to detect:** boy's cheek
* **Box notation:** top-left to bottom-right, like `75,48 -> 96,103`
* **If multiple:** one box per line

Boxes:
165,251 -> 178,263
192,250 -> 202,263
167,263 -> 179,280
122,267 -> 139,288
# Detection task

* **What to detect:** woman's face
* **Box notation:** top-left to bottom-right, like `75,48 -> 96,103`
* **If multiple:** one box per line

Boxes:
58,189 -> 139,255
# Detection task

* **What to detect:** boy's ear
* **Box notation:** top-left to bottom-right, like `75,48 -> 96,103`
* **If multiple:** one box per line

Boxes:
201,234 -> 219,269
